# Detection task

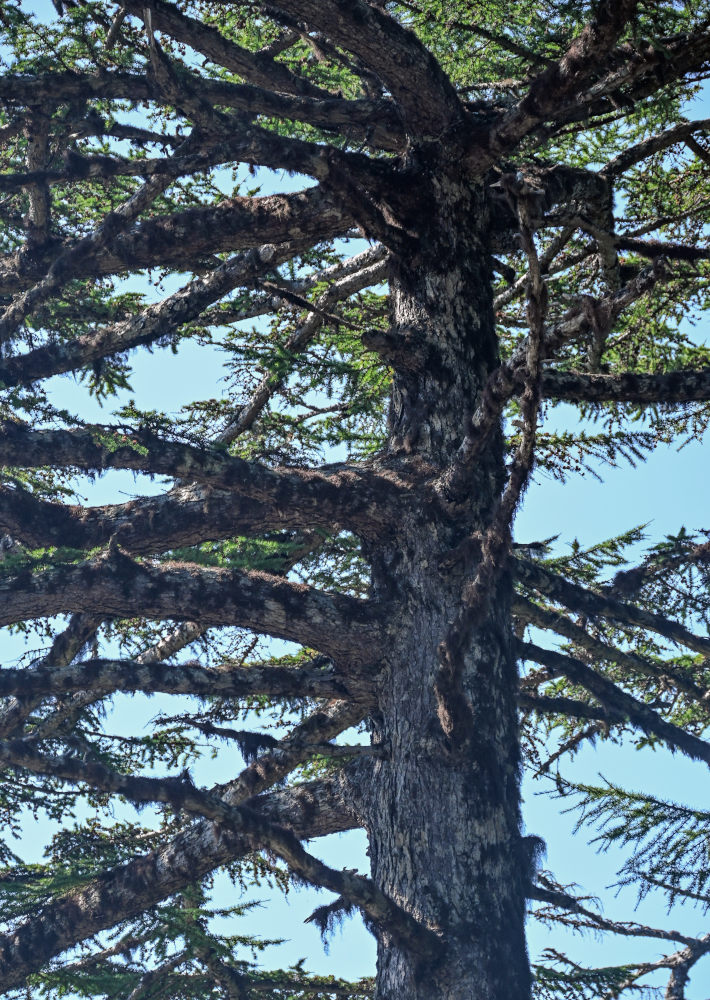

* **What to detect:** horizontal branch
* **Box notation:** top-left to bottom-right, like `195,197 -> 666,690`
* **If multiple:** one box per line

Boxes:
0,550 -> 384,662
615,235 -> 710,262
0,655 -> 366,704
517,640 -> 710,766
0,775 -> 358,990
540,367 -> 710,405
515,557 -> 710,657
0,185 -> 352,296
0,483 -> 316,553
0,423 -> 403,537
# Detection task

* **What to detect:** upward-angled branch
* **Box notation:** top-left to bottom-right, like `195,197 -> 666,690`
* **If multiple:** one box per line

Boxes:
260,0 -> 465,138
478,0 -> 640,166
0,776 -> 358,991
0,243 -> 299,389
601,118 -> 710,177
2,738 -> 441,959
0,612 -> 102,739
0,550 -> 386,662
122,0 -> 330,100
221,246 -> 388,441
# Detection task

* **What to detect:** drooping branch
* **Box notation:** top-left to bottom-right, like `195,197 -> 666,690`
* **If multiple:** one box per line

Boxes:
513,595 -> 709,704
515,557 -> 710,657
518,639 -> 710,766
529,879 -> 704,948
0,549 -> 385,662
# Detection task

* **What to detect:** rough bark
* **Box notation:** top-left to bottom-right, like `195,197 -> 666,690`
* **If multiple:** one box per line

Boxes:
350,173 -> 529,999
0,777 -> 358,991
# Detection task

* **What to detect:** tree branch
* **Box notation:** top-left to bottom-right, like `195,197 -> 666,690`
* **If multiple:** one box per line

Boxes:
259,0 -> 464,138
0,550 -> 385,663
477,0 -> 640,166
517,639 -> 710,766
0,775 -> 358,990
540,366 -> 710,404
0,655 -> 364,704
0,185 -> 352,296
0,740 -> 439,973
0,70 -> 404,152
515,557 -> 710,657
0,243 -> 301,389
0,423 -> 404,538
601,118 -> 710,177
121,0 -> 330,100
513,594 -> 709,704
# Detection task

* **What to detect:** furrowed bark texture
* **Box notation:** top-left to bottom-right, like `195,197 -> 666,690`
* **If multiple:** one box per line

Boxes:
353,174 -> 529,998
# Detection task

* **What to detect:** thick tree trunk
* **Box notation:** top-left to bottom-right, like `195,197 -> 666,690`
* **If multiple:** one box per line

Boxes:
358,175 -> 530,998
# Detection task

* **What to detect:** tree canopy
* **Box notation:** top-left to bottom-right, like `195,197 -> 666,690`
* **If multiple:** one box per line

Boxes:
1,1 -> 710,998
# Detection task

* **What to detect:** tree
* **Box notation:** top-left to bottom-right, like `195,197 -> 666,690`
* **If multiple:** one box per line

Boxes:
0,0 -> 710,996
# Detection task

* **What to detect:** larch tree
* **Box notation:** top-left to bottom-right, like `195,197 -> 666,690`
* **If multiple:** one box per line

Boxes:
0,1 -> 710,998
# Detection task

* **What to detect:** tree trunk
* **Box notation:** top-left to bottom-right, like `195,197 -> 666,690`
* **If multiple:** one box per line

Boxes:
356,174 -> 530,998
